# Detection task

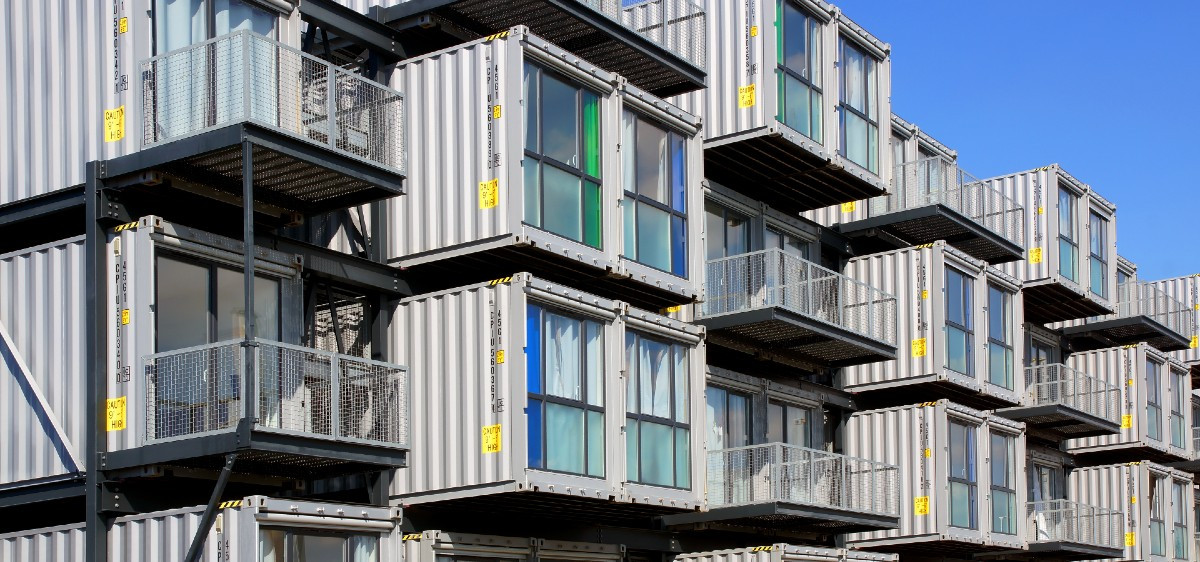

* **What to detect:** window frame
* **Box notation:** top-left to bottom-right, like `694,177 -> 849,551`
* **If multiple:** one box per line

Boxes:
258,527 -> 383,562
837,36 -> 879,174
776,0 -> 824,142
1170,369 -> 1186,449
704,384 -> 753,450
989,431 -> 1018,535
986,284 -> 1015,390
945,267 -> 974,377
152,0 -> 278,54
621,109 -> 688,277
1088,211 -> 1108,298
1057,187 -> 1080,283
948,419 -> 978,530
625,331 -> 692,489
767,399 -> 814,448
1151,475 -> 1167,556
704,201 -> 752,260
1173,479 -> 1189,560
1148,359 -> 1164,442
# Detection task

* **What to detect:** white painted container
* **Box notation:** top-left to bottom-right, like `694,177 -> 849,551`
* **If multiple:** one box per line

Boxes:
403,530 -> 621,562
1069,462 -> 1195,562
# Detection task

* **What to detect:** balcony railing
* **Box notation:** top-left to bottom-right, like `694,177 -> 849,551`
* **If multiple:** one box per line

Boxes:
1193,426 -> 1200,457
141,30 -> 405,174
594,0 -> 706,68
875,157 -> 1025,247
707,442 -> 900,518
1025,363 -> 1121,425
143,339 -> 409,448
1027,499 -> 1123,550
1112,281 -> 1194,337
702,249 -> 898,346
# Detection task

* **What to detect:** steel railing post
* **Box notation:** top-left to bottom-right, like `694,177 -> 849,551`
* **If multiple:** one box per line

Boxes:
331,353 -> 341,439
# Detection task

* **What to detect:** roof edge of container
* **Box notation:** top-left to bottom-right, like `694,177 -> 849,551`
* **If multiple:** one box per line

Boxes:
833,8 -> 890,58
619,79 -> 701,134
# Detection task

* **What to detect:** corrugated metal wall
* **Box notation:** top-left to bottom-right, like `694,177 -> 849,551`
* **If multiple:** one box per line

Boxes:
1148,274 -> 1200,363
405,530 -> 621,562
0,506 -> 219,562
1069,462 -> 1195,562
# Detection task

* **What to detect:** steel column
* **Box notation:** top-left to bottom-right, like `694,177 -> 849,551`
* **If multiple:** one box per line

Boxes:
85,162 -> 110,562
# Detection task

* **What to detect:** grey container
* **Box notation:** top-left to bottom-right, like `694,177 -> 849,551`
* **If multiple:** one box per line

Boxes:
0,496 -> 401,562
391,273 -> 705,509
1145,274 -> 1200,364
1064,344 -> 1193,462
841,242 -> 1025,406
843,400 -> 1027,553
403,530 -> 621,562
675,544 -> 896,562
1068,461 -> 1195,562
387,27 -> 704,301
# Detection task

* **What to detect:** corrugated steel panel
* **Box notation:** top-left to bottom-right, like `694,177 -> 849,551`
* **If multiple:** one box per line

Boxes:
676,544 -> 896,562
1069,462 -> 1194,562
844,400 -> 1027,550
1146,274 -> 1200,363
404,530 -> 621,562
841,242 -> 1024,405
391,273 -> 705,508
1065,345 -> 1193,461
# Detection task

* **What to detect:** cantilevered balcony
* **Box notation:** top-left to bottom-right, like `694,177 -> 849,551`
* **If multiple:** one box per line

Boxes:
1024,500 -> 1124,560
1061,281 -> 1193,352
996,364 -> 1121,439
660,443 -> 900,532
379,0 -> 706,96
700,249 -> 898,368
104,339 -> 409,478
839,157 -> 1025,264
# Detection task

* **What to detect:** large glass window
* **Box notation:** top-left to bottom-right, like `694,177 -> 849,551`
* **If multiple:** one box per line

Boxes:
767,401 -> 813,447
1089,211 -> 1108,297
1148,360 -> 1163,442
526,304 -> 605,477
259,529 -> 379,562
705,202 -> 750,260
704,386 -> 751,451
626,332 -> 691,489
1170,370 -> 1186,449
622,111 -> 687,276
1027,463 -> 1063,503
154,0 -> 276,54
155,254 -> 281,351
949,421 -> 978,529
1173,480 -> 1189,560
945,268 -> 973,376
990,432 -> 1017,535
1151,476 -> 1167,556
1058,188 -> 1079,283
765,227 -> 809,259
838,38 -> 878,173
777,1 -> 822,142
524,63 -> 603,248
987,285 -> 1014,390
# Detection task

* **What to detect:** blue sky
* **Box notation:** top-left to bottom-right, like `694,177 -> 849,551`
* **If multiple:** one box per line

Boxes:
831,0 -> 1200,280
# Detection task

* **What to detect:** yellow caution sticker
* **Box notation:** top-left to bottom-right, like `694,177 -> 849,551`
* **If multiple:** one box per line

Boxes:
478,179 -> 499,209
113,221 -> 138,233
750,25 -> 759,37
750,546 -> 773,552
1193,303 -> 1199,311
106,396 -> 127,431
1121,414 -> 1132,429
662,305 -> 682,314
924,448 -> 932,458
495,350 -> 505,364
1131,495 -> 1138,503
118,17 -> 128,34
841,201 -> 856,213
1037,206 -> 1044,215
920,289 -> 929,300
121,309 -> 130,325
489,276 -> 513,286
484,31 -> 510,41
914,496 -> 929,516
492,105 -> 502,119
911,338 -> 927,358
218,500 -> 242,509
1190,335 -> 1198,349
1128,378 -> 1134,386
1028,247 -> 1043,264
104,106 -> 125,143
738,84 -> 756,108
402,534 -> 422,542
481,423 -> 502,454
1125,532 -> 1136,546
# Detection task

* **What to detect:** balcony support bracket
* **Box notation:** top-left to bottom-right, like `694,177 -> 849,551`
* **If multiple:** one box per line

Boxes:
183,452 -> 239,562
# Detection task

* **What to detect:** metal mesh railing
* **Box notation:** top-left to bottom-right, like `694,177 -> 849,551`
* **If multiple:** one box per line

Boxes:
577,0 -> 705,68
1025,363 -> 1121,426
141,30 -> 405,173
1193,426 -> 1199,459
1027,500 -> 1123,549
707,443 -> 899,517
702,249 -> 898,346
144,339 -> 408,448
1112,281 -> 1195,338
876,157 -> 1025,247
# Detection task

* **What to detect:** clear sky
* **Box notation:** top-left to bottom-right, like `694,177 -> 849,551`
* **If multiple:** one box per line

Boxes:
830,0 -> 1200,281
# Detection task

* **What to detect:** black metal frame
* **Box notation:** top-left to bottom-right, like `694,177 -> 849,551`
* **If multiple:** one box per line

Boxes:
993,404 -> 1121,439
837,204 -> 1025,265
658,500 -> 899,533
700,307 -> 898,369
1060,315 -> 1191,352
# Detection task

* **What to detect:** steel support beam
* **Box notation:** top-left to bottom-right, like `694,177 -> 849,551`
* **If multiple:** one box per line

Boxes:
85,162 -> 110,562
298,0 -> 404,62
183,453 -> 238,562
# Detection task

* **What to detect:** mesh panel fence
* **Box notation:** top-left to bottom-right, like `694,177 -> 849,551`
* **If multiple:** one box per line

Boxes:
1027,499 -> 1123,549
1024,363 -> 1121,426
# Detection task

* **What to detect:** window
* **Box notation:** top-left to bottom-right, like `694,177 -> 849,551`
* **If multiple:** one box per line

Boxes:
768,401 -> 813,447
838,38 -> 879,173
1173,480 -> 1188,559
987,285 -> 1014,390
1058,188 -> 1079,283
524,63 -> 603,248
1088,212 -> 1108,297
890,134 -> 907,171
1171,370 -> 1186,449
945,268 -> 973,376
765,227 -> 809,259
622,111 -> 687,276
705,202 -> 750,260
154,0 -> 276,54
1148,360 -> 1163,441
704,386 -> 751,450
990,432 -> 1017,535
1028,463 -> 1063,503
626,332 -> 691,488
949,421 -> 977,529
777,1 -> 822,142
1151,476 -> 1167,556
1028,339 -> 1055,367
259,529 -> 379,562
526,304 -> 605,477
155,254 -> 282,350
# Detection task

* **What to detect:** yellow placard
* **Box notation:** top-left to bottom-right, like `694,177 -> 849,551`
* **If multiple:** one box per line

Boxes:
1121,414 -> 1132,429
1131,495 -> 1137,504
913,496 -> 929,515
920,289 -> 929,300
841,201 -> 856,213
106,396 -> 127,431
121,309 -> 130,325
1028,247 -> 1043,264
492,105 -> 502,119
478,179 -> 499,209
495,350 -> 505,364
1124,532 -> 1136,546
104,106 -> 125,143
750,25 -> 759,37
1193,303 -> 1199,311
738,84 -> 756,108
923,448 -> 932,458
1190,335 -> 1198,349
481,424 -> 502,454
1037,206 -> 1044,215
911,338 -> 927,358
662,305 -> 682,314
119,17 -> 128,34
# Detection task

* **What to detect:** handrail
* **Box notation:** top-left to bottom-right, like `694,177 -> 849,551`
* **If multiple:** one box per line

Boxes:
580,0 -> 706,67
1112,281 -> 1194,337
1024,363 -> 1121,426
1026,499 -> 1123,549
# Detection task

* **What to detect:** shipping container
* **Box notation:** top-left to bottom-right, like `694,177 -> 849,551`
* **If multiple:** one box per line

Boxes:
386,28 -> 703,305
0,496 -> 401,562
1064,345 -> 1193,463
670,0 -> 893,212
1011,445 -> 1125,560
403,530 -> 621,562
983,165 -> 1118,324
675,544 -> 897,562
1069,462 -> 1195,562
1145,273 -> 1200,365
843,400 -> 1027,554
391,273 -> 705,511
841,242 -> 1025,407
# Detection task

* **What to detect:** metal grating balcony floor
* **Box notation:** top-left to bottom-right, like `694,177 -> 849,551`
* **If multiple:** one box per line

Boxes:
978,542 -> 1125,561
1061,316 -> 1191,352
839,205 -> 1024,264
1022,281 -> 1113,325
994,404 -> 1121,439
700,308 -> 897,369
659,501 -> 898,534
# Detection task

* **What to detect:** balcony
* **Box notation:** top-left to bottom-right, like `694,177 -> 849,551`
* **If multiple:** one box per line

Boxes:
1024,500 -> 1124,560
1061,281 -> 1194,352
700,249 -> 898,368
660,443 -> 900,532
104,339 -> 409,478
378,0 -> 705,96
996,364 -> 1121,438
838,157 -> 1025,264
